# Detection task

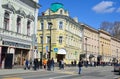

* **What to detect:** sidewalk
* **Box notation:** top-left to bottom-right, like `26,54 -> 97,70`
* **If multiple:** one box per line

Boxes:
0,66 -> 63,76
0,68 -> 44,76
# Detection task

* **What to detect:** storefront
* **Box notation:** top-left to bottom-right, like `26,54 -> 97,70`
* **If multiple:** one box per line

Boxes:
0,41 -> 31,69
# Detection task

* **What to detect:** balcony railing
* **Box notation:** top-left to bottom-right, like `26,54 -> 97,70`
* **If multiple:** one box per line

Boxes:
0,28 -> 32,44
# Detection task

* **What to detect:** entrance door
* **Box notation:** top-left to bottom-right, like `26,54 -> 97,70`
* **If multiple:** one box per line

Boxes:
4,53 -> 13,69
0,47 -> 7,68
57,54 -> 65,62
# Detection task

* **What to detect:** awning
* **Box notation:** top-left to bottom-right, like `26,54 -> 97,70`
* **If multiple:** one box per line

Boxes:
80,54 -> 86,58
89,54 -> 94,58
57,49 -> 66,54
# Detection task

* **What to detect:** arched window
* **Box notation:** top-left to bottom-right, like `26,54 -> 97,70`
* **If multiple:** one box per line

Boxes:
59,21 -> 63,29
60,10 -> 63,15
4,12 -> 10,30
27,20 -> 31,36
17,16 -> 21,33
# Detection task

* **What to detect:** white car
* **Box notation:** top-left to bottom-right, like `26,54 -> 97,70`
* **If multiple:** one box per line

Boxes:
114,64 -> 120,72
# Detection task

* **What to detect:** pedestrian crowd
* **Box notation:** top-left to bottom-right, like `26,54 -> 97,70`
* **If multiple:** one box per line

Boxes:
23,58 -> 65,71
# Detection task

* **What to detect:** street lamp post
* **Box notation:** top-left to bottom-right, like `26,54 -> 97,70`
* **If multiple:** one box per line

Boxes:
102,44 -> 104,62
116,49 -> 118,63
48,22 -> 53,59
41,21 -> 44,67
85,37 -> 87,61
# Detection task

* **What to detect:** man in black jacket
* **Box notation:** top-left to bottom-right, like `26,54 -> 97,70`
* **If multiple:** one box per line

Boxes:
78,59 -> 83,74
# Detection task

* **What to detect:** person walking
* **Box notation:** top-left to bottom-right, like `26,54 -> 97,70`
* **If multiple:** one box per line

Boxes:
78,59 -> 83,74
47,58 -> 51,70
43,58 -> 47,70
24,59 -> 30,70
61,60 -> 64,69
33,59 -> 37,70
59,60 -> 62,69
39,59 -> 42,69
50,58 -> 55,71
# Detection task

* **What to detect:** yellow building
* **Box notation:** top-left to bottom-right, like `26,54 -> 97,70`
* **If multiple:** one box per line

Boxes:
98,30 -> 111,62
82,24 -> 99,62
37,3 -> 83,64
111,37 -> 120,63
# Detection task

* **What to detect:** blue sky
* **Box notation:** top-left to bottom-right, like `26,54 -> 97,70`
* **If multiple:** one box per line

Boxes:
38,0 -> 120,29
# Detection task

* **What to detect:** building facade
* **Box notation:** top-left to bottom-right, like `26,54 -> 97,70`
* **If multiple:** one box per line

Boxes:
98,30 -> 111,63
37,3 -> 83,64
82,24 -> 99,63
83,26 -> 120,64
111,37 -> 120,63
0,0 -> 40,68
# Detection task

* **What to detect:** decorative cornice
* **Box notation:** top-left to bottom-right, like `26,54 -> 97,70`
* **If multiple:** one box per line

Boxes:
82,24 -> 98,33
98,29 -> 111,36
2,3 -> 16,13
26,14 -> 35,21
20,0 -> 40,9
111,37 -> 120,42
38,15 -> 81,28
16,9 -> 26,17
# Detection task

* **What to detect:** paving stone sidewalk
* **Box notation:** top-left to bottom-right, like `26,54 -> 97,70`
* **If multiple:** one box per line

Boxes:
0,68 -> 44,76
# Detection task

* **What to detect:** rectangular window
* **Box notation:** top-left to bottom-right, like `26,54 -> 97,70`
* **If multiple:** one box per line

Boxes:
48,22 -> 50,29
17,17 -> 21,33
27,21 -> 31,36
4,12 -> 10,30
4,19 -> 9,30
47,36 -> 50,43
41,22 -> 43,30
59,21 -> 63,29
27,26 -> 30,36
40,36 -> 43,43
59,36 -> 63,44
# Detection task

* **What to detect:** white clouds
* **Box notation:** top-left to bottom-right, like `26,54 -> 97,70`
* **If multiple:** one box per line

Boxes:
116,7 -> 120,13
92,1 -> 115,13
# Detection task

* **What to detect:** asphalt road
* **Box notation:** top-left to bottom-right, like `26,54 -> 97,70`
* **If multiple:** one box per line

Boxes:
0,66 -> 120,79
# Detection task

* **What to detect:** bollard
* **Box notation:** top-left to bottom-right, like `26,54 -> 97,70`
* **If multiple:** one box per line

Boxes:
119,68 -> 120,75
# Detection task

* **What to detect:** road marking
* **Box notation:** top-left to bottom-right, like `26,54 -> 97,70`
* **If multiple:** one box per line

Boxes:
58,71 -> 76,75
49,75 -> 74,79
2,78 -> 22,79
113,76 -> 120,79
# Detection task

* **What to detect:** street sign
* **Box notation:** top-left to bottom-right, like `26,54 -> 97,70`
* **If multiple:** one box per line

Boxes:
54,48 -> 58,53
46,46 -> 48,52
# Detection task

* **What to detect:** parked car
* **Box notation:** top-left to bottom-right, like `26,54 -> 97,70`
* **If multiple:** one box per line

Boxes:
114,64 -> 120,72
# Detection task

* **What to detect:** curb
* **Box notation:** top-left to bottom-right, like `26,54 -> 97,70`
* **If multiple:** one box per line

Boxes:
0,69 -> 44,76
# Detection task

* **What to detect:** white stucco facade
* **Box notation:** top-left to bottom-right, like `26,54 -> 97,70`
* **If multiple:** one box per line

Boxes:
0,0 -> 40,68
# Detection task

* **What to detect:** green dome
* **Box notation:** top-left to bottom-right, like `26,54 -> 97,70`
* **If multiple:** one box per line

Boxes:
50,3 -> 64,12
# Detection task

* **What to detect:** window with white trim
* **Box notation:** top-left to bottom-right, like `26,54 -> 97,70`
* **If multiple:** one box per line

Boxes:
4,12 -> 10,30
27,20 -> 31,36
59,21 -> 63,29
41,22 -> 43,30
47,22 -> 50,29
17,16 -> 21,33
59,36 -> 63,44
60,10 -> 63,14
47,36 -> 50,43
40,36 -> 43,43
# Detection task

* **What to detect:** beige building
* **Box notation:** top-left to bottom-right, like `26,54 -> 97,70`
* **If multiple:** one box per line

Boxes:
82,24 -> 99,63
98,30 -> 111,62
37,3 -> 83,64
83,26 -> 120,63
111,37 -> 120,63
